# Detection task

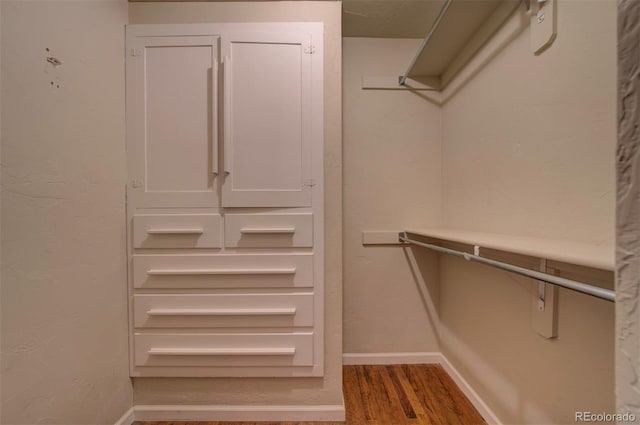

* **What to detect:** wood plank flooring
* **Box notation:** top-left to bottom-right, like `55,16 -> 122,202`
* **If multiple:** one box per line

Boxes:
133,364 -> 486,425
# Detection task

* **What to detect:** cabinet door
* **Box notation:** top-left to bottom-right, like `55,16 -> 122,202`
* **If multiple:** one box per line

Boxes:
126,34 -> 220,208
221,31 -> 313,207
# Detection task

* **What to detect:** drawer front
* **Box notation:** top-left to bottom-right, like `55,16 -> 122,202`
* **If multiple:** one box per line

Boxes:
133,254 -> 314,289
133,214 -> 222,248
135,333 -> 313,367
225,213 -> 313,248
134,293 -> 314,328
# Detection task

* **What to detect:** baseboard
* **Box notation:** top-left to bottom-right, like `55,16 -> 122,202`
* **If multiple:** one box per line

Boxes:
133,404 -> 346,422
113,407 -> 135,425
438,354 -> 502,425
342,351 -> 441,365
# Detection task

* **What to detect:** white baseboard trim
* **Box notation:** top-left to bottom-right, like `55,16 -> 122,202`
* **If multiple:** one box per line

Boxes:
133,404 -> 346,422
342,351 -> 441,365
113,407 -> 135,425
437,354 -> 502,425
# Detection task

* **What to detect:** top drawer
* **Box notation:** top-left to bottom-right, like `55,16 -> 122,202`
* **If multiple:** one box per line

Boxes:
133,214 -> 222,249
225,213 -> 313,248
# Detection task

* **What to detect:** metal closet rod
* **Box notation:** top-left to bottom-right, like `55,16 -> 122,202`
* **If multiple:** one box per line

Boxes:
399,0 -> 453,86
398,232 -> 615,302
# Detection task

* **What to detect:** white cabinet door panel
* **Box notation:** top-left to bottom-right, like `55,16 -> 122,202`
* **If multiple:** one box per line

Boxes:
222,32 -> 312,207
127,35 -> 220,208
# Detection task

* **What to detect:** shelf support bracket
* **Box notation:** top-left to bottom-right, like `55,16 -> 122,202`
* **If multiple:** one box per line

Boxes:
532,258 -> 558,339
538,259 -> 546,311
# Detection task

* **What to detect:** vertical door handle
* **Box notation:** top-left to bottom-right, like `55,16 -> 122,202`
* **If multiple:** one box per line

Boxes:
223,56 -> 232,175
212,58 -> 219,176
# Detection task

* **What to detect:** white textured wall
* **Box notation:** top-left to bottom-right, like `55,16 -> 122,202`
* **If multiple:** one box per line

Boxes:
0,2 -> 133,424
437,1 -> 617,424
616,0 -> 640,417
342,38 -> 441,354
128,1 -> 343,406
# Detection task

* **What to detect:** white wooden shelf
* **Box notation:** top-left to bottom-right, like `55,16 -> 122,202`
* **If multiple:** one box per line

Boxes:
405,228 -> 614,271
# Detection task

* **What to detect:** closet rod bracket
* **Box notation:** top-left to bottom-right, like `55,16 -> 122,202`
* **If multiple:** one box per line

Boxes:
538,259 -> 547,311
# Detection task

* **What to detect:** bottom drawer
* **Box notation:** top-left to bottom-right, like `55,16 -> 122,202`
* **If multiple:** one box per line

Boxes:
135,333 -> 313,367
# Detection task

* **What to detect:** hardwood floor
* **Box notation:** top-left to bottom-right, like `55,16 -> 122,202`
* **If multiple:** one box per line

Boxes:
133,364 -> 487,425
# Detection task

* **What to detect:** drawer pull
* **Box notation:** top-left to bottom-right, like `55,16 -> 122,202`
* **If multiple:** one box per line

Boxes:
148,347 -> 296,356
240,227 -> 296,234
146,307 -> 297,316
147,268 -> 296,276
147,228 -> 204,235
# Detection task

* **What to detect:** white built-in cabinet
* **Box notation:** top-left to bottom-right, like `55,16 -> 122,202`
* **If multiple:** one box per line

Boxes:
125,23 -> 324,377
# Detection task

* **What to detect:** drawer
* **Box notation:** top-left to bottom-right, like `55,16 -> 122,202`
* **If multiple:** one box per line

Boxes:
134,333 -> 313,367
133,254 -> 314,289
134,293 -> 314,328
133,214 -> 222,249
225,213 -> 312,248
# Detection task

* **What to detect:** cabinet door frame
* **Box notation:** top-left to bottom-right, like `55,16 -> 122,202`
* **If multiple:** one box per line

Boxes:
126,30 -> 221,208
220,30 -> 314,208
